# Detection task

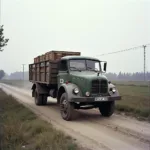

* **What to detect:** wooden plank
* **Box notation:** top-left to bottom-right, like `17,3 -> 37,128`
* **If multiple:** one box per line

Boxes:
37,73 -> 40,81
40,67 -> 45,73
40,72 -> 45,82
29,59 -> 59,84
44,61 -> 46,82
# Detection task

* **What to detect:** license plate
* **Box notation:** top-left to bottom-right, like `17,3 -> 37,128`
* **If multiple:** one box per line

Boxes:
95,97 -> 108,101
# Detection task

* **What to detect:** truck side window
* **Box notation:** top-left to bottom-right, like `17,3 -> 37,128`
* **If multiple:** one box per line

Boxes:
59,60 -> 68,71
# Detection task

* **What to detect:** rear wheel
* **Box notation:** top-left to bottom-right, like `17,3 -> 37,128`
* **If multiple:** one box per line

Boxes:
60,93 -> 74,121
99,101 -> 115,117
42,95 -> 47,105
34,91 -> 42,105
34,91 -> 47,106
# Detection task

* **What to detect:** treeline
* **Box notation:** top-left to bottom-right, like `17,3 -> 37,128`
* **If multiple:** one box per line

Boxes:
106,72 -> 150,81
3,71 -> 29,80
2,71 -> 150,81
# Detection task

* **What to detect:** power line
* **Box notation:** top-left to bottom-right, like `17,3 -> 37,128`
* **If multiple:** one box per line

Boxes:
95,43 -> 150,81
96,43 -> 150,56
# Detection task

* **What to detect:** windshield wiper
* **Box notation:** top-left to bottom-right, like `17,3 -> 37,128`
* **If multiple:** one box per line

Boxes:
87,67 -> 98,72
70,67 -> 82,71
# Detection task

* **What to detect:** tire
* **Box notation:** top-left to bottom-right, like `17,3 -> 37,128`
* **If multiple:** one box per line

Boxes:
34,91 -> 42,105
42,95 -> 47,105
99,101 -> 115,117
60,93 -> 74,121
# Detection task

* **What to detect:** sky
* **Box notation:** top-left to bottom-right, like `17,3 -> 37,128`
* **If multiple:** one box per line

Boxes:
1,0 -> 150,74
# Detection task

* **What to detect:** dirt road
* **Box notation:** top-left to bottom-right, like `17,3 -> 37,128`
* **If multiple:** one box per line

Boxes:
1,83 -> 150,150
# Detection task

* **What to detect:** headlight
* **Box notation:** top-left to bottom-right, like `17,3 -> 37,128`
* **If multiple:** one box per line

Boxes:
112,87 -> 116,93
85,91 -> 90,96
109,87 -> 116,93
73,88 -> 79,94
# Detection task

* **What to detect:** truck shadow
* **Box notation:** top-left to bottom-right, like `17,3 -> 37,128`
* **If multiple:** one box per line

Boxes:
46,101 -> 107,122
73,110 -> 105,122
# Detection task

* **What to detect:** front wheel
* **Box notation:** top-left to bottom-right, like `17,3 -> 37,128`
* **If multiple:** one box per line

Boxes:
60,93 -> 74,121
99,101 -> 115,117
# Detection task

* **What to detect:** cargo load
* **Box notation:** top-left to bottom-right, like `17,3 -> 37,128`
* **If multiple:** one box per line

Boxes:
33,50 -> 81,63
29,50 -> 81,84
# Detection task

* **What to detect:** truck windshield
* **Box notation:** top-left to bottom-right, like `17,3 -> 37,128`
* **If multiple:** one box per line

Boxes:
69,59 -> 101,71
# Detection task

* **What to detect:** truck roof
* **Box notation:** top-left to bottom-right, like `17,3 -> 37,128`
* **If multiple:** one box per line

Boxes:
61,56 -> 100,61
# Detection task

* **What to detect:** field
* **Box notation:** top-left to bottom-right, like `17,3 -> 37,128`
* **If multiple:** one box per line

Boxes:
0,79 -> 150,121
0,89 -> 78,150
115,84 -> 150,120
113,80 -> 150,87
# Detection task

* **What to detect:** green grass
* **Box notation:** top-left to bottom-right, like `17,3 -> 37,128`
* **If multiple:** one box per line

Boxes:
115,84 -> 150,121
113,80 -> 150,87
0,89 -> 78,150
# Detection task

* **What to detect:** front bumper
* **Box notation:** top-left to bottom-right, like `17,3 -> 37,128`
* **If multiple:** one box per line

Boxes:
70,95 -> 121,103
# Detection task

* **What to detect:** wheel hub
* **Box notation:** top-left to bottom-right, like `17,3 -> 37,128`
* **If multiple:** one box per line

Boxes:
61,99 -> 68,116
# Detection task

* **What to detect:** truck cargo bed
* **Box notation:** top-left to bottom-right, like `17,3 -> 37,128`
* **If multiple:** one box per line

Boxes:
29,60 -> 58,84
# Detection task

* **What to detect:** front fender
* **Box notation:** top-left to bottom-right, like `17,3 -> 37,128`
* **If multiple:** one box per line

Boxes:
108,83 -> 120,97
59,83 -> 82,102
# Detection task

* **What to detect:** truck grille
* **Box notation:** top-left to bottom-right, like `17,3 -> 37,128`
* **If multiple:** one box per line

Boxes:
91,79 -> 108,94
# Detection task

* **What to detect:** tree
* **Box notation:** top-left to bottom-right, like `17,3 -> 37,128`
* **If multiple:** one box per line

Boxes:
0,70 -> 5,80
0,25 -> 9,51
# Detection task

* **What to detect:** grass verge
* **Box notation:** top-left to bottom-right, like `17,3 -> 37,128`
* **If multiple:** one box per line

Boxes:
115,85 -> 150,121
0,89 -> 78,150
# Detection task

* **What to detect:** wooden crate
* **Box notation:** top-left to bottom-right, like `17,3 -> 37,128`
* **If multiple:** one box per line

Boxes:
34,58 -> 36,63
40,55 -> 45,62
34,56 -> 40,63
45,51 -> 81,61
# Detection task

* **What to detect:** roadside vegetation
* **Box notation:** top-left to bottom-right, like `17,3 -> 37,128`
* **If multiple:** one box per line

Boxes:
0,89 -> 78,150
114,82 -> 150,121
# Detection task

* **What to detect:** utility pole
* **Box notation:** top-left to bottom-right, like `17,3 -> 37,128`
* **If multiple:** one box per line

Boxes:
22,64 -> 25,80
143,45 -> 146,81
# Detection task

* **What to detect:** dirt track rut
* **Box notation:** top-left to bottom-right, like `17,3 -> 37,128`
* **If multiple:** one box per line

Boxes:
1,84 -> 150,150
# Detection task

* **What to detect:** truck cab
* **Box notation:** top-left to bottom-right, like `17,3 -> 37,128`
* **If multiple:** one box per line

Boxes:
56,56 -> 121,120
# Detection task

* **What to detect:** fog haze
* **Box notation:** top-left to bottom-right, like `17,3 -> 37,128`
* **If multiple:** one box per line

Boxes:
1,0 -> 150,74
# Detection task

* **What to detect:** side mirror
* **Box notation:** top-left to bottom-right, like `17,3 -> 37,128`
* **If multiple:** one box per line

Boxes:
103,62 -> 107,72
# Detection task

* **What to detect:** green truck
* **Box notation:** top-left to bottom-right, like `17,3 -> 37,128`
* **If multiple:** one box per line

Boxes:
29,51 -> 121,121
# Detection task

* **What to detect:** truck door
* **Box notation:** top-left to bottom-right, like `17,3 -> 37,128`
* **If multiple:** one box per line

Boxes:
57,60 -> 69,89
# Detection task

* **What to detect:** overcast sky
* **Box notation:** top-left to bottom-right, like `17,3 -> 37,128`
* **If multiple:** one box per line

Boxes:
1,0 -> 150,74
